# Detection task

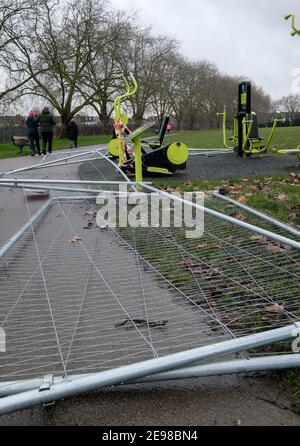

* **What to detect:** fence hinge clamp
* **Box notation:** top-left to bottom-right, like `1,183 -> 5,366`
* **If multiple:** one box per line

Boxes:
39,374 -> 54,392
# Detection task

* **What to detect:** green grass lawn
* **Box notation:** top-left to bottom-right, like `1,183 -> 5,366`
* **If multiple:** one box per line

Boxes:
0,134 -> 111,160
154,174 -> 300,228
1,126 -> 300,160
151,174 -> 300,398
165,126 -> 300,150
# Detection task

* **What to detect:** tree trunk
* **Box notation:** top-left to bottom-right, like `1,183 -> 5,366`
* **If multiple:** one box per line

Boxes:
100,101 -> 111,135
60,114 -> 72,139
133,111 -> 144,128
175,117 -> 182,131
188,117 -> 195,131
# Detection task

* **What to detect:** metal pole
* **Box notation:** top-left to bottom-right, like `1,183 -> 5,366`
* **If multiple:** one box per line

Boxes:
0,198 -> 54,259
0,324 -> 298,415
132,353 -> 300,384
0,354 -> 299,398
96,151 -> 138,192
24,157 -> 101,170
140,183 -> 300,251
0,183 -> 126,195
0,151 -> 97,177
212,192 -> 300,238
0,179 -> 141,186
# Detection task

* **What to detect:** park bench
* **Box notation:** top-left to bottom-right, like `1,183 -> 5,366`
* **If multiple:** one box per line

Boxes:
11,136 -> 30,153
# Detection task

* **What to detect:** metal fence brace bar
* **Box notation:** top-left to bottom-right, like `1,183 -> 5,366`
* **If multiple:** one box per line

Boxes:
0,354 -> 300,398
212,191 -> 300,238
0,183 -> 130,195
140,183 -> 300,251
0,179 -> 143,186
131,353 -> 300,384
96,150 -> 138,192
0,324 -> 298,415
0,151 -> 98,177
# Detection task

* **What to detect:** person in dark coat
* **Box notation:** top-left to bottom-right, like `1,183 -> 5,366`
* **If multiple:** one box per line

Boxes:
26,110 -> 40,156
67,119 -> 79,148
36,107 -> 56,155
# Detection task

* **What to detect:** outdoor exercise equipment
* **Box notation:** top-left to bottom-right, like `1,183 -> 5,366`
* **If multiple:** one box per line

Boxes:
108,74 -> 189,178
285,14 -> 300,36
218,81 -> 285,157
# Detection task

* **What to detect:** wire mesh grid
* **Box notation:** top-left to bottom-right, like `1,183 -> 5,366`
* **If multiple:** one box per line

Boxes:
0,198 -> 222,383
0,154 -> 299,388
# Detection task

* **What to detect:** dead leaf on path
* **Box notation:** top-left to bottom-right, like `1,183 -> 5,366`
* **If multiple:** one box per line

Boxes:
85,209 -> 97,221
68,236 -> 82,244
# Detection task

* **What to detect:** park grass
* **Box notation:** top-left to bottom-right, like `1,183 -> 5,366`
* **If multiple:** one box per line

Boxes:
154,174 -> 300,227
164,125 -> 300,150
1,125 -> 300,160
0,134 -> 111,160
149,173 -> 300,397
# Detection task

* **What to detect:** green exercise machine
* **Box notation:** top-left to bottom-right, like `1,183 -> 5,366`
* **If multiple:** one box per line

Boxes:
108,74 -> 189,179
285,14 -> 300,36
218,81 -> 285,157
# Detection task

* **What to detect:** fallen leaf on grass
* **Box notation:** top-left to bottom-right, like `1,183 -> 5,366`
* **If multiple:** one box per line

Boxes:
265,303 -> 285,314
251,234 -> 268,244
264,243 -> 287,253
230,212 -> 247,222
277,193 -> 288,201
238,196 -> 248,204
288,212 -> 297,222
228,185 -> 243,195
197,242 -> 221,250
180,260 -> 220,277
251,235 -> 291,253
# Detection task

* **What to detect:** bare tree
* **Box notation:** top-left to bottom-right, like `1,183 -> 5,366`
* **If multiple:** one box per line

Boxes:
6,0 -> 117,136
120,27 -> 178,127
78,12 -> 134,134
275,94 -> 300,121
0,0 -> 38,100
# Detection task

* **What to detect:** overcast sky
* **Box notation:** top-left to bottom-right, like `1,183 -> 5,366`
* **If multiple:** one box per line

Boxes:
111,0 -> 300,100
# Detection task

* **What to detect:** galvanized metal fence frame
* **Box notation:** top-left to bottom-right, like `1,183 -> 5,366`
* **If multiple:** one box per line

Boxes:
0,156 -> 300,415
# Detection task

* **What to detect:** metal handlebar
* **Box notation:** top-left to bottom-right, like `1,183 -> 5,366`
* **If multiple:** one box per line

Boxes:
114,72 -> 139,121
285,14 -> 300,36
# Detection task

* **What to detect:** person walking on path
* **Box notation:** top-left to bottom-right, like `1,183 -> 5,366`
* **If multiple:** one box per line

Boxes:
26,110 -> 40,156
67,119 -> 79,149
36,107 -> 56,155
